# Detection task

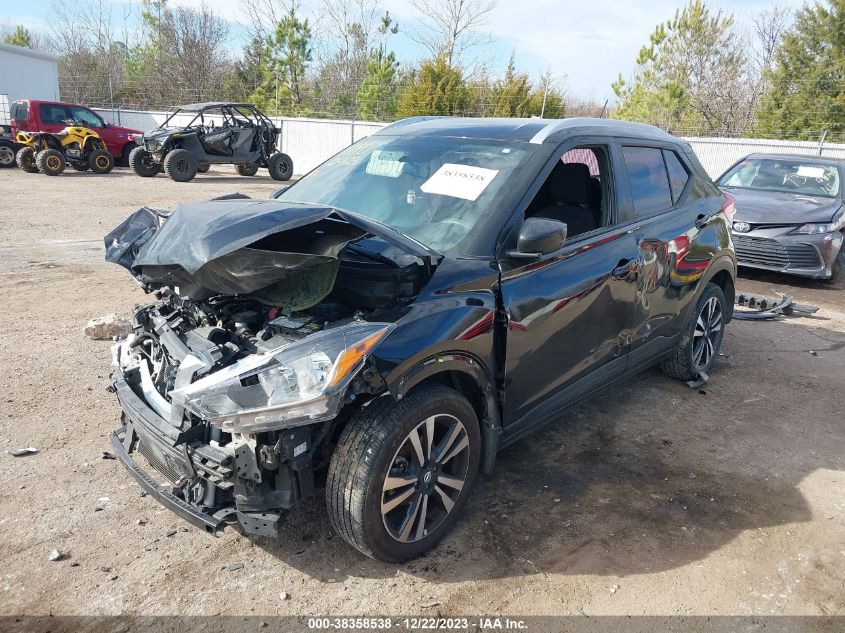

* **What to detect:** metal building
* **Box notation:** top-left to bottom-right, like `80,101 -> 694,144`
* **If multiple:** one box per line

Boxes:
0,42 -> 60,106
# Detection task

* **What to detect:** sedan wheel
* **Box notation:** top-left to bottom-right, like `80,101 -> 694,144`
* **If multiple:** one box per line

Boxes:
381,414 -> 471,543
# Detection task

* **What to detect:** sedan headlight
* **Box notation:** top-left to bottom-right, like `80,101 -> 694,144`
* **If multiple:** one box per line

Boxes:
793,223 -> 834,234
170,321 -> 394,433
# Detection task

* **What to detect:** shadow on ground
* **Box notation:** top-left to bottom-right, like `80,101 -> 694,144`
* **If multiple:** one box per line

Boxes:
252,319 -> 844,584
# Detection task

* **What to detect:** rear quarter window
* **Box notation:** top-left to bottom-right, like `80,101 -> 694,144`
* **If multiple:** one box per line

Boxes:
663,150 -> 690,203
10,101 -> 28,121
622,146 -> 673,215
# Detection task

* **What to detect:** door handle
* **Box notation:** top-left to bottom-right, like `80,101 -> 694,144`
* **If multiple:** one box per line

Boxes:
612,258 -> 635,279
695,213 -> 712,229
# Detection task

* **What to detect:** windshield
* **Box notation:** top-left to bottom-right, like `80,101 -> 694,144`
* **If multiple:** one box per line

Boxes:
277,135 -> 534,252
718,158 -> 840,198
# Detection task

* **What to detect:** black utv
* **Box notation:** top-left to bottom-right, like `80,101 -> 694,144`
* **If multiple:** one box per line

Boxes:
129,102 -> 293,182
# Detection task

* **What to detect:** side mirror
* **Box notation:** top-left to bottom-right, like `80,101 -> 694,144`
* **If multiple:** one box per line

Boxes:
270,185 -> 290,199
508,218 -> 567,259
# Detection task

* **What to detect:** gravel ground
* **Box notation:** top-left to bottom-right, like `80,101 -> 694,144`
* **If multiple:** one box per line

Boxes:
0,166 -> 843,618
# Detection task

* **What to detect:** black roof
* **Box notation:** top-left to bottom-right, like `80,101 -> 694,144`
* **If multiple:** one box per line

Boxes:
743,152 -> 845,166
375,116 -> 681,145
177,102 -> 256,112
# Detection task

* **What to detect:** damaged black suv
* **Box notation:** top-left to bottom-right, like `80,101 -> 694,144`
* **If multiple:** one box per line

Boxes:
106,117 -> 736,562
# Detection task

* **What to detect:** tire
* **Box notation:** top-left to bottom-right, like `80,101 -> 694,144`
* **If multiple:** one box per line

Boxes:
88,149 -> 114,174
36,149 -> 65,176
236,162 -> 259,177
829,245 -> 845,290
327,383 -> 481,562
267,152 -> 293,181
69,162 -> 88,171
0,142 -> 16,168
196,162 -> 210,174
163,148 -> 197,182
16,147 -> 39,173
129,146 -> 161,177
120,143 -> 136,167
661,282 -> 727,381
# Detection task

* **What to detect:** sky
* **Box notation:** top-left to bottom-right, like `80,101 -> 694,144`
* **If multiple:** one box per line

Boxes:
0,0 -> 809,101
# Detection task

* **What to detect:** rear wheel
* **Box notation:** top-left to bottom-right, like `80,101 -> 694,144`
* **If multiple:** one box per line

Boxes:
163,149 -> 197,182
0,141 -> 16,168
196,162 -> 210,173
267,152 -> 293,181
16,147 -> 39,173
89,149 -> 114,174
129,146 -> 161,177
236,162 -> 259,177
661,282 -> 727,381
36,149 -> 65,176
327,384 -> 480,562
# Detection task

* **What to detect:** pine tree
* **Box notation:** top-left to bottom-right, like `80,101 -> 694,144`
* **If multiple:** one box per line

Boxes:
395,55 -> 467,117
2,25 -> 32,48
756,0 -> 845,140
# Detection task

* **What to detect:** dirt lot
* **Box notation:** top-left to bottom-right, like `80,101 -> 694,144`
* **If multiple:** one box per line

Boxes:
0,166 -> 843,618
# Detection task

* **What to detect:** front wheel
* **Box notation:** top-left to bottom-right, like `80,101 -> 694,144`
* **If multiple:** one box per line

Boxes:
36,149 -> 65,176
163,149 -> 197,182
661,282 -> 727,381
129,146 -> 161,177
267,152 -> 293,181
327,384 -> 480,562
89,149 -> 114,174
16,147 -> 39,173
829,246 -> 845,290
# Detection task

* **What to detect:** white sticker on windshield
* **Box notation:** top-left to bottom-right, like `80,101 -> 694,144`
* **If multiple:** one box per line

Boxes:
420,163 -> 499,201
366,150 -> 405,178
796,165 -> 826,179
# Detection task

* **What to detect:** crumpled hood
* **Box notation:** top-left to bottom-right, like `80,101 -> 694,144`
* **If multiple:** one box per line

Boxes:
724,187 -> 843,224
105,199 -> 438,311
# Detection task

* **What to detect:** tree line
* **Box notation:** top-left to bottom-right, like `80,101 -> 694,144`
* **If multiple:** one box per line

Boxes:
2,0 -> 844,141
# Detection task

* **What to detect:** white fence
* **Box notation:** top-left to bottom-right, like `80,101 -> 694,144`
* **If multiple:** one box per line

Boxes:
93,108 -> 845,178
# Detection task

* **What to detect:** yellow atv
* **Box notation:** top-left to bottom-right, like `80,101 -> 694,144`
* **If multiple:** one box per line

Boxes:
15,126 -> 114,176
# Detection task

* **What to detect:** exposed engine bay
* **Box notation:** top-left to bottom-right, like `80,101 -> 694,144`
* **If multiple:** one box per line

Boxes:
106,197 -> 435,535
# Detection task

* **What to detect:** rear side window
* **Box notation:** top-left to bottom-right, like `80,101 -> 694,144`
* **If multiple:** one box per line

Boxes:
663,150 -> 689,203
39,104 -> 68,125
10,101 -> 28,122
622,146 -> 672,215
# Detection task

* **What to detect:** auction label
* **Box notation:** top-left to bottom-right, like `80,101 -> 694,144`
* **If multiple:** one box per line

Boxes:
420,163 -> 499,201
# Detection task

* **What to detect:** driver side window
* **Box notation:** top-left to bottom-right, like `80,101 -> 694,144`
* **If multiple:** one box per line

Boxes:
525,145 -> 613,239
68,106 -> 103,128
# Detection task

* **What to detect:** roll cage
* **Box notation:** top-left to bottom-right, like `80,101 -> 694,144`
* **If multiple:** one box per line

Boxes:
161,104 -> 275,131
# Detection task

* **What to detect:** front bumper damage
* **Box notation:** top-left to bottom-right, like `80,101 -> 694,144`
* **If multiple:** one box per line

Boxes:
732,227 -> 844,279
111,365 -> 315,537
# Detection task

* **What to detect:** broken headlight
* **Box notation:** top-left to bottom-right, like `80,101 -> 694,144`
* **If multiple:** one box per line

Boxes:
170,321 -> 394,433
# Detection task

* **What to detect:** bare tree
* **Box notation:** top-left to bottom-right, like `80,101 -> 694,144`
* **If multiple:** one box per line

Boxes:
242,0 -> 299,42
752,4 -> 792,74
408,0 -> 497,67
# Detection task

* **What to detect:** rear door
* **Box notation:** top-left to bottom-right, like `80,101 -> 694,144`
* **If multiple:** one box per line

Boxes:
616,141 -> 723,366
497,137 -> 641,440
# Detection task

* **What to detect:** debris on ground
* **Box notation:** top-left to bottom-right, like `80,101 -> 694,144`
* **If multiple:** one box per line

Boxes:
227,562 -> 244,572
420,601 -> 442,609
94,496 -> 110,512
137,518 -> 147,526
48,549 -> 65,562
280,592 -> 290,601
610,584 -> 619,594
8,447 -> 38,457
83,314 -> 131,340
734,291 -> 818,321
164,529 -> 177,537
686,372 -> 708,389
101,451 -> 116,460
